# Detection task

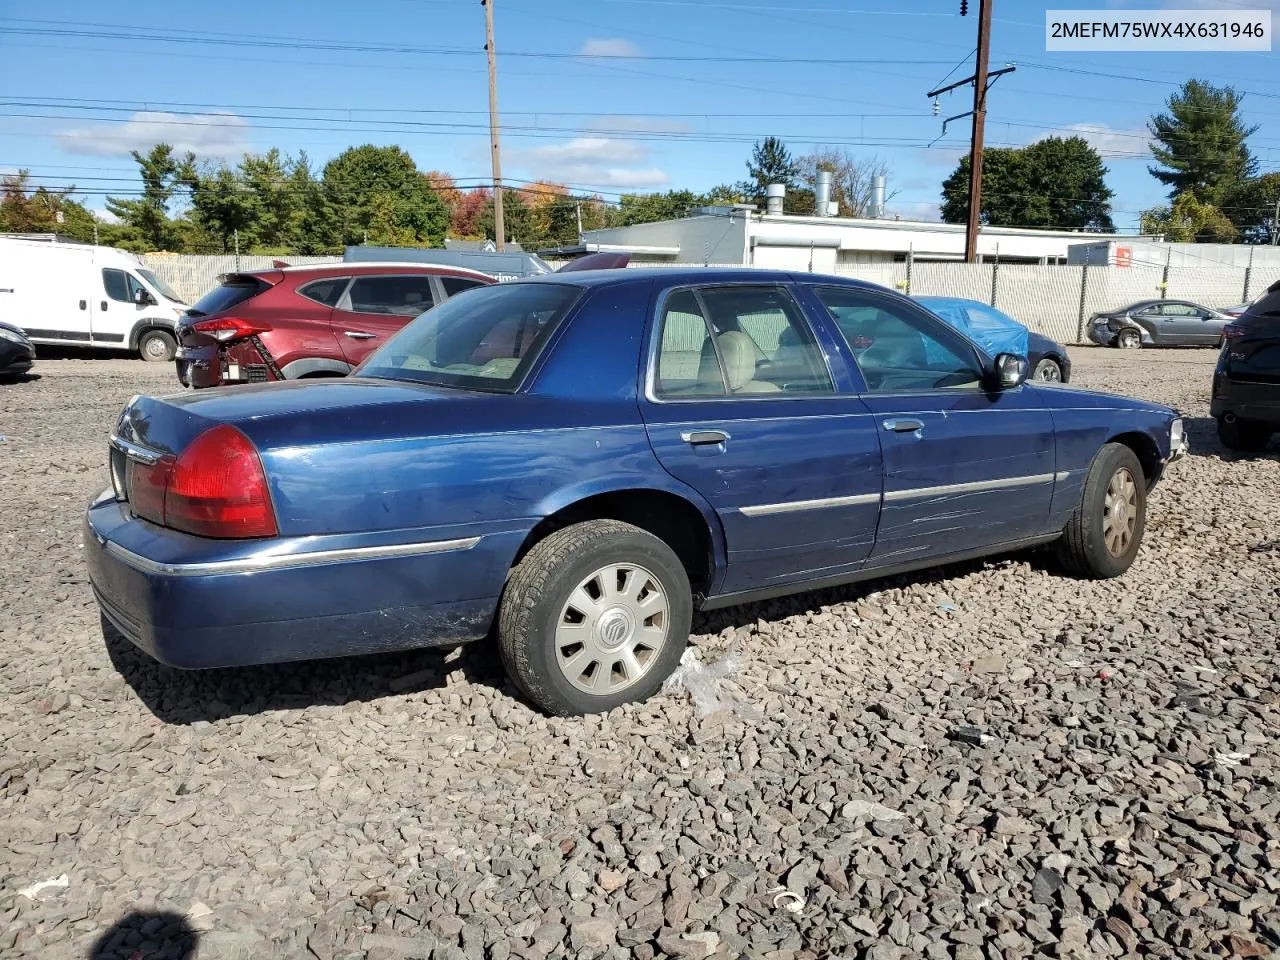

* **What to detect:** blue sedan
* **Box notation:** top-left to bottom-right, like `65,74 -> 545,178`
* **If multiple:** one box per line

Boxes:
86,269 -> 1186,714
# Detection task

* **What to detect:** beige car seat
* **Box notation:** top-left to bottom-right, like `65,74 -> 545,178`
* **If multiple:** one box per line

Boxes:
697,330 -> 781,394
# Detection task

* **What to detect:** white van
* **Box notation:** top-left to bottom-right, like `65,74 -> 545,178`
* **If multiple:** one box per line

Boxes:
0,236 -> 187,361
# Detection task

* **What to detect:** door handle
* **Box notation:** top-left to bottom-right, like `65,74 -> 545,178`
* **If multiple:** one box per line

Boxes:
79,300 -> 87,310
882,418 -> 924,433
101,301 -> 108,311
680,429 -> 730,446
343,330 -> 376,340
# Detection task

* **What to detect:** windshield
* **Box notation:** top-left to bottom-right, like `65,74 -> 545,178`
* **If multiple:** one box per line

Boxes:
358,282 -> 582,391
137,268 -> 185,305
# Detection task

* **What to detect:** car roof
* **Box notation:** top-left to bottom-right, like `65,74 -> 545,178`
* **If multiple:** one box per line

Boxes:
513,266 -> 892,292
242,262 -> 496,282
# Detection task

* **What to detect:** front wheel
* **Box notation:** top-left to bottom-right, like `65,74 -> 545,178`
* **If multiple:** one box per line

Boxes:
1032,358 -> 1063,383
498,520 -> 692,715
1217,416 -> 1273,452
1056,443 -> 1147,579
139,329 -> 176,363
1116,329 -> 1141,350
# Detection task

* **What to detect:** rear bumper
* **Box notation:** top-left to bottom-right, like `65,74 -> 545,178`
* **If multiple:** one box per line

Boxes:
1212,376 -> 1280,424
84,493 -> 506,668
176,340 -> 277,389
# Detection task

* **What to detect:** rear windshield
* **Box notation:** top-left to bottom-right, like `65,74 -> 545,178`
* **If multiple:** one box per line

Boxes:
185,277 -> 270,317
1243,287 -> 1280,321
357,282 -> 581,392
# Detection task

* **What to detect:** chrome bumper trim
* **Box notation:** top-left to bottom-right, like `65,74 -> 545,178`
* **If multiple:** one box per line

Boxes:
98,534 -> 482,577
884,472 -> 1056,502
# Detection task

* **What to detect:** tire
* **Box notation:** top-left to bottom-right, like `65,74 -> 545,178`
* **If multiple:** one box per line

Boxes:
1056,443 -> 1147,579
1116,329 -> 1141,350
1217,416 -> 1272,452
1032,358 -> 1063,383
139,329 -> 176,363
498,519 -> 692,715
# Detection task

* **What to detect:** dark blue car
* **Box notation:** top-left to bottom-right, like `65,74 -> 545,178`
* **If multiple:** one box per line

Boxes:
86,269 -> 1186,714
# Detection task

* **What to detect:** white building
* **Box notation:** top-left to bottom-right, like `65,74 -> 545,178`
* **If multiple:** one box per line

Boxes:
544,204 -> 1157,270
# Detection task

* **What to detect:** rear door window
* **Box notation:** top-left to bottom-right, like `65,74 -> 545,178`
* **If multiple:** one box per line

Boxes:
298,277 -> 348,307
346,276 -> 437,316
441,276 -> 487,298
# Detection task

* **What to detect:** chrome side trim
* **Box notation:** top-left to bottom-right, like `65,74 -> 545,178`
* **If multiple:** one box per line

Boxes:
740,492 -> 881,517
884,472 -> 1056,503
1054,470 -> 1072,481
109,433 -> 163,465
101,535 -> 482,577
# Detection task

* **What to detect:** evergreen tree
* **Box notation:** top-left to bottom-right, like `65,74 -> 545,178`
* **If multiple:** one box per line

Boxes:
1149,79 -> 1258,203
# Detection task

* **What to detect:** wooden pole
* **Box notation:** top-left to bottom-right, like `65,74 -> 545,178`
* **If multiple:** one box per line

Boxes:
964,0 -> 993,263
483,0 -> 506,251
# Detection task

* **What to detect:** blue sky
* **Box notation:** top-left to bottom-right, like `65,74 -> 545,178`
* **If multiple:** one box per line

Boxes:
2,0 -> 1278,231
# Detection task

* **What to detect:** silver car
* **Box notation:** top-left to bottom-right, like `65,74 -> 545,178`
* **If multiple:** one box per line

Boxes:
1087,300 -> 1232,349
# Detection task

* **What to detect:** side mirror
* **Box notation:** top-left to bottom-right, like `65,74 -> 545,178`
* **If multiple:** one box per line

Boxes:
132,287 -> 152,306
992,353 -> 1028,389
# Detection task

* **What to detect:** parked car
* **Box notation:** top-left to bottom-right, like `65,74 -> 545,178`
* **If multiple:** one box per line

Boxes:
1212,280 -> 1280,451
1087,299 -> 1232,349
0,320 -> 36,379
916,296 -> 1071,383
175,262 -> 495,388
0,236 -> 187,361
86,269 -> 1186,715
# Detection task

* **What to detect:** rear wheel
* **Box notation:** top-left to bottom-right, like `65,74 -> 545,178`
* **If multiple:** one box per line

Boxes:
498,520 -> 691,715
139,329 -> 176,363
1057,443 -> 1146,579
1116,329 -> 1141,350
1217,416 -> 1273,452
1032,358 -> 1063,382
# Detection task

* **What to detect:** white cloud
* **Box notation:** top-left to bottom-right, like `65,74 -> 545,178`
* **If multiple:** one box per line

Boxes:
509,136 -> 669,189
59,111 -> 251,158
891,201 -> 942,223
1035,123 -> 1150,157
578,37 -> 642,58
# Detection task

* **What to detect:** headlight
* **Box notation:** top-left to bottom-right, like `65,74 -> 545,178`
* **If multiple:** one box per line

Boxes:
0,327 -> 26,344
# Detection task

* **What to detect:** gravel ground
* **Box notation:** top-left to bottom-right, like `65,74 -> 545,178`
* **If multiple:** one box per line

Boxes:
1,348 -> 1277,960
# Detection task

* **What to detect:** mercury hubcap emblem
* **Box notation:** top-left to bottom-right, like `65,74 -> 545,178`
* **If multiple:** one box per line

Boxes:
596,607 -> 634,649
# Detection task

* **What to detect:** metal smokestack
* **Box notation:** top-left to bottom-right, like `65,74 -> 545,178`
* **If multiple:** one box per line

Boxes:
765,183 -> 786,215
870,175 -> 886,219
815,169 -> 833,217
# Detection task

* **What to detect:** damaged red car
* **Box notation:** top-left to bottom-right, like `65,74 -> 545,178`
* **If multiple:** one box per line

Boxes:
175,262 -> 494,388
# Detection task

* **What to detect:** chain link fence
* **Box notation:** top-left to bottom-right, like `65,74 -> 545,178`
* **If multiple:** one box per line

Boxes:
142,253 -> 1278,344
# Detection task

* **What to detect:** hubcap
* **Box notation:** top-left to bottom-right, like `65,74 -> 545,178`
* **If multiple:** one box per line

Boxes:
1036,362 -> 1061,382
555,563 -> 669,695
145,337 -> 166,358
1103,468 -> 1138,557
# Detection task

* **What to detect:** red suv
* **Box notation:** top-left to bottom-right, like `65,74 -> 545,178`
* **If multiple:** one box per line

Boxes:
175,263 -> 494,388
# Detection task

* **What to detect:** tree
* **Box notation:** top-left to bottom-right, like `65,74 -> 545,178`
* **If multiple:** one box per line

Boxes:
1141,192 -> 1239,243
941,136 -> 1115,232
799,149 -> 895,218
321,145 -> 448,247
105,144 -> 192,251
187,163 -> 257,253
741,137 -> 799,206
289,153 -> 335,254
0,170 -> 104,243
450,187 -> 490,239
240,149 -> 299,250
1149,79 -> 1258,204
478,189 -> 533,246
615,189 -> 705,226
1220,173 -> 1280,245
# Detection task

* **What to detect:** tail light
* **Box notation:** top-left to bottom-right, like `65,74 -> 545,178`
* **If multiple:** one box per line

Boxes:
1222,323 -> 1246,340
127,425 -> 277,539
189,316 -> 271,342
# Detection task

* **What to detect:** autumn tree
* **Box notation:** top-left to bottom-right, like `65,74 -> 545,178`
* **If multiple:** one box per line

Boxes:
1140,192 -> 1239,243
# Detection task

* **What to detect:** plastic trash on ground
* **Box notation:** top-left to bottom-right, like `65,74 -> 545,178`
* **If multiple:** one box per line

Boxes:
663,644 -> 762,720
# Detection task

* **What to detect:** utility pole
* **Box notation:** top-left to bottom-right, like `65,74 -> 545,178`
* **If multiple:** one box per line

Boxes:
483,0 -> 506,252
927,1 -> 1013,264
965,0 -> 993,263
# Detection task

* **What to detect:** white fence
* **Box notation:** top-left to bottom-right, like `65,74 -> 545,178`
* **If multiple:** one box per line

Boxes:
141,253 -> 1276,344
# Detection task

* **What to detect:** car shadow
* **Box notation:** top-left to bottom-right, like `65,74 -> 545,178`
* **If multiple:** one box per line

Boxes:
1183,415 -> 1279,459
104,551 -> 1027,725
0,372 -> 40,384
87,910 -> 197,960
